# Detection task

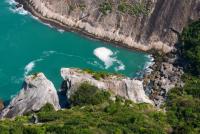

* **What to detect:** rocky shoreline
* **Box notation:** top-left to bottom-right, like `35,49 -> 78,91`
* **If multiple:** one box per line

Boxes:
15,0 -> 177,53
0,68 -> 154,118
14,0 -> 184,106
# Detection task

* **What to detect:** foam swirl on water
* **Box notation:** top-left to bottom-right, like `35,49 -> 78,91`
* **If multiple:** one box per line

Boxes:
24,59 -> 42,76
93,47 -> 125,71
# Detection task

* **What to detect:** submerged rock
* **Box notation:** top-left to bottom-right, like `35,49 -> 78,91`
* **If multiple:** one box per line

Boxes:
61,68 -> 153,105
0,73 -> 60,119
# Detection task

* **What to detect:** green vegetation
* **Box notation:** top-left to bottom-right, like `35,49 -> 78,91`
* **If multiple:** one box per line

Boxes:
118,0 -> 149,16
70,82 -> 110,106
78,3 -> 86,11
165,20 -> 200,133
181,20 -> 200,75
0,96 -> 170,134
1,74 -> 200,134
82,69 -> 123,80
166,74 -> 200,133
99,1 -> 112,15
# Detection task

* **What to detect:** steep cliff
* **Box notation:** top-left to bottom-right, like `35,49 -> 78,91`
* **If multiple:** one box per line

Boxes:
18,0 -> 200,52
0,73 -> 60,118
61,68 -> 153,104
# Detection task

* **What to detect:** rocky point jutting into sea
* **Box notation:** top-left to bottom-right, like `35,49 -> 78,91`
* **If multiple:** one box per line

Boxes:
0,68 -> 153,118
0,0 -> 199,118
17,0 -> 200,53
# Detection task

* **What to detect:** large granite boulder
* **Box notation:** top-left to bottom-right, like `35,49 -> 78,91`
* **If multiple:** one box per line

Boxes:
61,68 -> 153,105
0,73 -> 60,119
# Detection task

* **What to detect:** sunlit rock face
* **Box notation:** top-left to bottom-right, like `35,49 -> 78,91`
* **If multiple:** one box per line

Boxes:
19,0 -> 200,52
61,68 -> 153,105
0,73 -> 60,119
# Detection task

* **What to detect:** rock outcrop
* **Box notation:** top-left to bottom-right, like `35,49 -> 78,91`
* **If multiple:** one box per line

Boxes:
18,0 -> 200,53
144,52 -> 184,107
61,68 -> 153,104
0,73 -> 60,119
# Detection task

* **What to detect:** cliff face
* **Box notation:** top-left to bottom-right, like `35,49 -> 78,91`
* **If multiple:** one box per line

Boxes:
0,73 -> 60,118
61,68 -> 153,104
19,0 -> 200,52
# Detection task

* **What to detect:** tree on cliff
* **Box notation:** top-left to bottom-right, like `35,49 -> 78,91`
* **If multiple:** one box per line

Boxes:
181,20 -> 200,75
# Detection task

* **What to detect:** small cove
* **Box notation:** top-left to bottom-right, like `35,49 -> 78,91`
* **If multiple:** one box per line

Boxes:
0,0 -> 152,101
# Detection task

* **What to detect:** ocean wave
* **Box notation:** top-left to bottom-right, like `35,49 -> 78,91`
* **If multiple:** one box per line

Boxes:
93,47 -> 125,71
24,59 -> 42,77
57,29 -> 65,33
42,50 -> 56,57
144,54 -> 155,73
10,6 -> 28,15
6,0 -> 17,5
7,0 -> 28,15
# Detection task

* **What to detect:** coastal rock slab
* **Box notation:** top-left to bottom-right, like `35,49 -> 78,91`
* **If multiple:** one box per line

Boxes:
0,73 -> 60,118
61,68 -> 153,105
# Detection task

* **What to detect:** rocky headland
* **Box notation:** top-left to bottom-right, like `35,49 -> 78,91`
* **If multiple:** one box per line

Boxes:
61,68 -> 153,104
2,0 -> 198,118
0,73 -> 60,119
0,68 -> 154,118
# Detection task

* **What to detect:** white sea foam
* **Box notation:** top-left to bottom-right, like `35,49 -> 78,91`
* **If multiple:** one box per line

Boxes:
7,0 -> 28,15
42,50 -> 56,57
144,54 -> 155,73
58,29 -> 65,33
93,47 -> 125,71
24,59 -> 42,76
115,60 -> 125,71
6,0 -> 18,5
10,6 -> 28,15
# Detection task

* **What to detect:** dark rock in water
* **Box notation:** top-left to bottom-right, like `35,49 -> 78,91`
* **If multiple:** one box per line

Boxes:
0,73 -> 60,119
16,4 -> 22,8
0,100 -> 4,111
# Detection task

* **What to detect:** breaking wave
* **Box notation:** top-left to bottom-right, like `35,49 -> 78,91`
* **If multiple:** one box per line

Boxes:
7,0 -> 28,15
144,54 -> 154,73
6,0 -> 17,5
24,59 -> 42,77
93,47 -> 125,71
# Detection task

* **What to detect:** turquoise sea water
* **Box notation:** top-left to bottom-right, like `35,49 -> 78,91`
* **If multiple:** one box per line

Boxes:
0,0 -> 152,101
